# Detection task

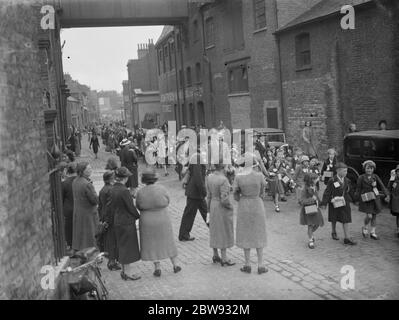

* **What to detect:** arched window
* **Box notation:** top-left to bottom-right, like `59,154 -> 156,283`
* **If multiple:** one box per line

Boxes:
186,66 -> 192,87
195,62 -> 201,83
197,101 -> 205,127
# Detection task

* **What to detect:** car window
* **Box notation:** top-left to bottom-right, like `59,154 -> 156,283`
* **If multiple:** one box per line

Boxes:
266,134 -> 284,142
346,139 -> 361,157
370,139 -> 396,159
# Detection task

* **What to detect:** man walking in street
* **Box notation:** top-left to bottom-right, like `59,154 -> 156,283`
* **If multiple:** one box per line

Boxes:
119,138 -> 139,197
178,150 -> 209,241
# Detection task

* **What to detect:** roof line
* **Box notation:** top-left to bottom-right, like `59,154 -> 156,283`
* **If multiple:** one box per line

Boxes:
274,1 -> 375,35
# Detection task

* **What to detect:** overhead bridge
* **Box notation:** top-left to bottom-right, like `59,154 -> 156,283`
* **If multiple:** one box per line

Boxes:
58,0 -> 191,28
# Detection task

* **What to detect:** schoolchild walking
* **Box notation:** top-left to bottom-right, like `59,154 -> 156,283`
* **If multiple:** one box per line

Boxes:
355,160 -> 390,240
388,165 -> 399,238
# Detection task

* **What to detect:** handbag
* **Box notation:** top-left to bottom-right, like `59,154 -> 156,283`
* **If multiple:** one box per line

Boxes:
361,192 -> 376,202
304,204 -> 318,215
323,171 -> 333,179
332,196 -> 346,208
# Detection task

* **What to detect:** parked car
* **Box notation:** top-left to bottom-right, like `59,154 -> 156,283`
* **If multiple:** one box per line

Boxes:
343,130 -> 399,187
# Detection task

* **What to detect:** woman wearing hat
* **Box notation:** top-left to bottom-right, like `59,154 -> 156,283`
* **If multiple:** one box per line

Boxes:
388,165 -> 399,237
355,160 -> 389,240
110,167 -> 141,281
136,168 -> 181,277
206,164 -> 235,266
89,132 -> 100,159
293,155 -> 311,205
72,162 -> 99,251
321,162 -> 356,245
233,153 -> 268,275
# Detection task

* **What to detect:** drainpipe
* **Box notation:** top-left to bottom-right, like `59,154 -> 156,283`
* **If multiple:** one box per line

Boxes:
173,30 -> 182,127
273,0 -> 285,131
199,4 -> 215,128
178,24 -> 187,126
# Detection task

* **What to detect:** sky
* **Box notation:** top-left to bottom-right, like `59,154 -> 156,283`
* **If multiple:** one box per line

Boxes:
61,26 -> 164,93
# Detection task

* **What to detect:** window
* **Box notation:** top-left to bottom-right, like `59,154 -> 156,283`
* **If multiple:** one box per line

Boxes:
157,49 -> 162,75
164,45 -> 169,71
193,20 -> 199,43
195,62 -> 201,83
205,17 -> 215,47
223,0 -> 244,51
295,33 -> 311,69
253,0 -> 266,30
169,42 -> 174,70
186,66 -> 192,87
228,64 -> 248,93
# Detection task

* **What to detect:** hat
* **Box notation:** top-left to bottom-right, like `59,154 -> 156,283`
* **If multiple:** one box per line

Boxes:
76,162 -> 89,176
115,167 -> 132,178
362,160 -> 376,169
301,155 -> 310,163
336,162 -> 348,170
120,138 -> 131,146
141,168 -> 158,184
103,170 -> 114,182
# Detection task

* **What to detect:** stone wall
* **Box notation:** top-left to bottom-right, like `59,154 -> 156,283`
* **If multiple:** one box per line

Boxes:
0,1 -> 58,299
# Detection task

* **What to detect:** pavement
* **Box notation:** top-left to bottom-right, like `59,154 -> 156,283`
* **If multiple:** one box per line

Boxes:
77,135 -> 399,300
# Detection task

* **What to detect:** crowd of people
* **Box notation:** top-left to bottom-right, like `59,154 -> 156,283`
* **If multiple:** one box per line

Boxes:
59,119 -> 399,280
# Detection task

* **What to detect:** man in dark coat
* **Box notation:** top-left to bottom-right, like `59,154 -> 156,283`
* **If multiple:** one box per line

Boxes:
61,163 -> 77,250
119,139 -> 138,196
110,167 -> 141,280
178,152 -> 209,241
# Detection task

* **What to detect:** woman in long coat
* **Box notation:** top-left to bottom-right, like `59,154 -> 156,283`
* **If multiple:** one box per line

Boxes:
111,167 -> 141,281
89,133 -> 100,159
388,165 -> 399,238
72,162 -> 99,251
321,162 -> 356,245
136,168 -> 181,277
233,154 -> 268,275
62,162 -> 77,250
206,164 -> 235,266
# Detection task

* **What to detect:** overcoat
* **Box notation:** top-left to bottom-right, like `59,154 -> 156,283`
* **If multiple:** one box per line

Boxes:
321,175 -> 353,224
321,157 -> 337,185
111,182 -> 140,264
388,177 -> 399,215
62,175 -> 76,247
72,176 -> 99,251
233,171 -> 267,249
90,136 -> 100,154
206,173 -> 234,249
355,173 -> 388,214
136,184 -> 178,261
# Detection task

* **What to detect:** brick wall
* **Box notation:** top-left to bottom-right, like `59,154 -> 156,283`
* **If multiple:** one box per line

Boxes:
278,3 -> 398,157
0,1 -> 56,299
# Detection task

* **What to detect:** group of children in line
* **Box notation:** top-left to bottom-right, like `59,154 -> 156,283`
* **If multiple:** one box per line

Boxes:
253,142 -> 399,249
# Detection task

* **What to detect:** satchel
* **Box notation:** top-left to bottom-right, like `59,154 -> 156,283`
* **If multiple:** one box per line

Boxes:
332,196 -> 346,208
323,171 -> 333,179
361,192 -> 376,202
304,204 -> 318,215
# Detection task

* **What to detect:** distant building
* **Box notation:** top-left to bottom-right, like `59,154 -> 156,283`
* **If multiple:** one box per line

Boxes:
126,40 -> 162,128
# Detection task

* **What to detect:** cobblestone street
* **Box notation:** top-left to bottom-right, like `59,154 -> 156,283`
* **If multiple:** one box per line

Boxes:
79,137 -> 399,300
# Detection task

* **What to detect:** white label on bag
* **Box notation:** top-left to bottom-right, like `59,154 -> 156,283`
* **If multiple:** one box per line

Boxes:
334,182 -> 340,188
373,188 -> 379,196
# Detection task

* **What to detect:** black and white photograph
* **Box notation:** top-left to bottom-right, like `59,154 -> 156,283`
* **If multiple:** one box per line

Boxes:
0,0 -> 399,306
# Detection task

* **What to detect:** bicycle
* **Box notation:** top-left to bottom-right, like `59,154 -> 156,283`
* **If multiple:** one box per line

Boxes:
61,248 -> 109,300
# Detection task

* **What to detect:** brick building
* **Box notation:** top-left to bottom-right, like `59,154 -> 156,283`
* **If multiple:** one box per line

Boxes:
0,1 -> 70,299
275,0 -> 399,156
127,40 -> 162,128
155,0 -> 321,129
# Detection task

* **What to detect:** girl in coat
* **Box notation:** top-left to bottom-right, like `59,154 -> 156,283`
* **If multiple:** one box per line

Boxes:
293,155 -> 311,205
321,162 -> 356,245
206,164 -> 235,266
309,157 -> 321,192
267,155 -> 288,213
136,168 -> 181,277
321,148 -> 337,186
388,165 -> 399,238
299,173 -> 324,249
355,160 -> 389,240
